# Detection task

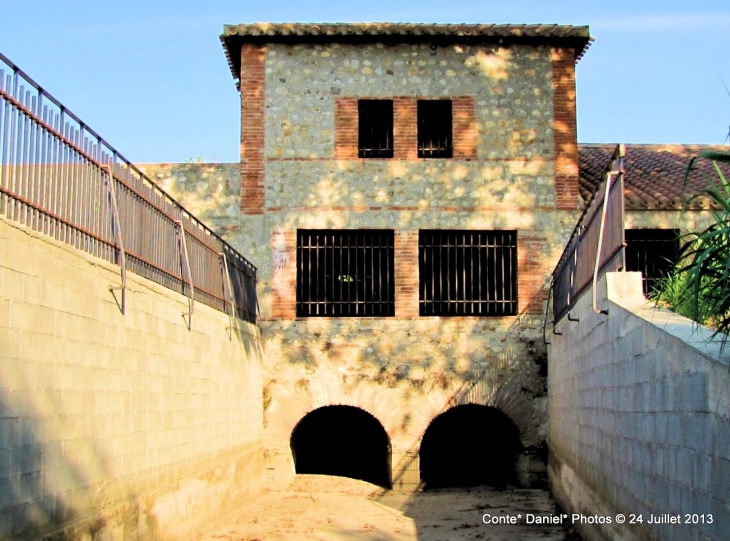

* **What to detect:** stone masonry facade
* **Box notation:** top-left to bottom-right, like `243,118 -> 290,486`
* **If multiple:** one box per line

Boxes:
213,24 -> 592,489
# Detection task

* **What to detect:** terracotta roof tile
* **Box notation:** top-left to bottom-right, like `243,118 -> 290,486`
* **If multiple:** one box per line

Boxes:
221,22 -> 592,88
579,144 -> 730,210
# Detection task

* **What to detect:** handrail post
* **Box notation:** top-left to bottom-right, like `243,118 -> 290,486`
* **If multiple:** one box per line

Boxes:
175,220 -> 195,323
592,144 -> 625,315
218,251 -> 237,336
103,164 -> 126,314
543,279 -> 554,345
592,172 -> 613,315
218,251 -> 235,316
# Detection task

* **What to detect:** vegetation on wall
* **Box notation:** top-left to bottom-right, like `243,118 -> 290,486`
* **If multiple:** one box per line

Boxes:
652,150 -> 730,342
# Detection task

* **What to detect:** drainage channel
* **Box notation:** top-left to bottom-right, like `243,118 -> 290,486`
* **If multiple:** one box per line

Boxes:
190,475 -> 583,541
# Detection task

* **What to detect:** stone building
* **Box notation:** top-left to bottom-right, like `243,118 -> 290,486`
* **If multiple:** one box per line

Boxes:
215,22 -> 593,490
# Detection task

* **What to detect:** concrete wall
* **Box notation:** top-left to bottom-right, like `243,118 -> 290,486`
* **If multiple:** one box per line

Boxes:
548,272 -> 730,541
0,215 -> 265,540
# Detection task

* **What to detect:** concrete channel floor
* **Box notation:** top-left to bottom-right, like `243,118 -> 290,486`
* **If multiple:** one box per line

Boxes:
190,475 -> 582,541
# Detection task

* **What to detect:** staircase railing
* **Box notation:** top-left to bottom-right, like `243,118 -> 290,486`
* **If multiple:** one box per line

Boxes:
547,143 -> 625,331
0,52 -> 257,323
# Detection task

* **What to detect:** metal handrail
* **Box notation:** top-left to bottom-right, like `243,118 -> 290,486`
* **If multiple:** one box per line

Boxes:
175,220 -> 195,318
592,170 -> 614,315
0,50 -> 258,323
104,164 -> 127,313
550,143 -> 625,325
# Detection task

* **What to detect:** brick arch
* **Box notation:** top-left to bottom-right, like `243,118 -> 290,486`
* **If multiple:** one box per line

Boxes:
289,398 -> 394,444
417,378 -> 541,449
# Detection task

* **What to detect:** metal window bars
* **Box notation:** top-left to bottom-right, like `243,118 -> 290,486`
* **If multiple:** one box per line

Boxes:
296,229 -> 395,317
0,51 -> 257,323
625,229 -> 679,295
417,100 -> 453,159
358,100 -> 394,158
419,230 -> 517,316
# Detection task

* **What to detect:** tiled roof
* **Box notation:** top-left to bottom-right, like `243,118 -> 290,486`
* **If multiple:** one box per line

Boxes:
221,23 -> 592,88
579,144 -> 730,210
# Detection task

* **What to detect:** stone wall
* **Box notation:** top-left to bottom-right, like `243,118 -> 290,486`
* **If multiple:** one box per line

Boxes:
548,272 -> 730,541
245,40 -> 579,488
139,37 -> 589,490
143,38 -> 584,490
626,209 -> 714,232
0,216 -> 264,540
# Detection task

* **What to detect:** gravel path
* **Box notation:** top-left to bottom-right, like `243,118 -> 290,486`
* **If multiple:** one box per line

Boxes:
190,475 -> 581,541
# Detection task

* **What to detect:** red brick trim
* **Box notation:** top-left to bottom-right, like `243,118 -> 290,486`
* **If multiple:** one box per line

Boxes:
551,48 -> 579,210
240,44 -> 266,215
395,230 -> 419,318
271,229 -> 297,320
517,232 -> 548,315
394,98 -> 418,160
453,96 -> 477,159
334,98 -> 359,159
334,96 -> 478,161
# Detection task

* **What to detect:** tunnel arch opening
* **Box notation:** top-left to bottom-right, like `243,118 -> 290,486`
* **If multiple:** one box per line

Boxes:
290,405 -> 391,488
419,404 -> 522,488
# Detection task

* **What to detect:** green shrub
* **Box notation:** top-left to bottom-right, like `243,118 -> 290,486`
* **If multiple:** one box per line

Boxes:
655,150 -> 730,341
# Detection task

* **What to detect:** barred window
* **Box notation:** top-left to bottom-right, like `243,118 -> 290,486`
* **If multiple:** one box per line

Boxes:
418,100 -> 453,158
625,229 -> 679,295
296,230 -> 395,317
419,230 -> 517,316
358,100 -> 393,158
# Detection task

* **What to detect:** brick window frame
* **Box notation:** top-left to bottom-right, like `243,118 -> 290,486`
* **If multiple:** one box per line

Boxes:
335,96 -> 476,160
417,100 -> 453,159
358,100 -> 394,158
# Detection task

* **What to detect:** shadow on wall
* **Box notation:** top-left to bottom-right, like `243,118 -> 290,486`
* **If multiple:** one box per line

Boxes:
137,140 -> 577,490
136,163 -> 246,251
262,311 -> 549,464
0,391 -> 115,539
0,217 -> 263,540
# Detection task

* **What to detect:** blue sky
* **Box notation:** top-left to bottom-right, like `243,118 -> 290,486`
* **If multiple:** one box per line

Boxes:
2,0 -> 729,163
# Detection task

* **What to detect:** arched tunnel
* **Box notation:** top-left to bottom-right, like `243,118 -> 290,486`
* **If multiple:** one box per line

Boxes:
419,404 -> 522,488
290,405 -> 391,488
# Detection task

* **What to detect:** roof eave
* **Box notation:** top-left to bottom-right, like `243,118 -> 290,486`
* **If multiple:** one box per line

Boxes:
220,23 -> 592,90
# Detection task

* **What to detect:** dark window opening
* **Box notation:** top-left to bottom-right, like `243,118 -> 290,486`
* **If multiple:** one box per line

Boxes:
418,100 -> 453,158
419,230 -> 517,316
625,229 -> 680,295
419,405 -> 522,488
358,100 -> 393,158
291,406 -> 391,488
296,229 -> 395,317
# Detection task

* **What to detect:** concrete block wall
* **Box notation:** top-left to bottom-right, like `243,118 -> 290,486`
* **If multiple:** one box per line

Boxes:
0,216 -> 265,540
548,272 -> 730,541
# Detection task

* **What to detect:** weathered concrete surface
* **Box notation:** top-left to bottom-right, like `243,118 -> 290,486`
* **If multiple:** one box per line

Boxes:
0,216 -> 265,540
548,272 -> 730,541
190,474 -> 579,541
